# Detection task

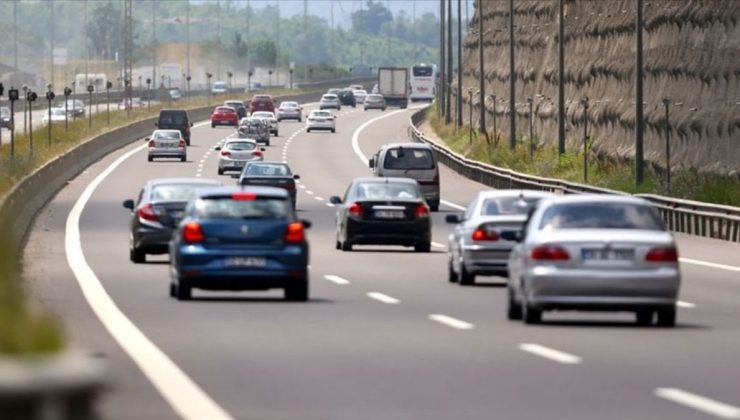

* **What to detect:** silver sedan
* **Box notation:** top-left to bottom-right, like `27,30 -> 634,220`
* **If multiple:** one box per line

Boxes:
506,194 -> 681,326
446,190 -> 554,285
147,129 -> 187,162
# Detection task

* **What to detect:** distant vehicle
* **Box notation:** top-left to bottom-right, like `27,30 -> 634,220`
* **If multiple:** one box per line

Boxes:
329,177 -> 431,252
238,161 -> 299,209
211,106 -> 239,128
122,177 -> 221,263
251,111 -> 279,136
41,108 -> 67,125
326,88 -> 342,95
364,94 -> 386,111
211,81 -> 228,95
224,100 -> 247,119
118,97 -> 144,110
0,107 -> 11,129
58,99 -> 85,117
250,94 -> 275,114
353,89 -> 368,104
446,190 -> 555,285
155,109 -> 193,145
147,129 -> 187,162
319,94 -> 341,110
306,110 -> 336,133
409,63 -> 437,101
276,101 -> 302,122
369,143 -> 440,211
168,186 -> 311,301
348,84 -> 364,91
216,138 -> 265,175
377,67 -> 408,108
245,81 -> 263,92
238,117 -> 271,145
73,73 -> 107,94
168,88 -> 182,101
337,89 -> 356,107
506,194 -> 681,326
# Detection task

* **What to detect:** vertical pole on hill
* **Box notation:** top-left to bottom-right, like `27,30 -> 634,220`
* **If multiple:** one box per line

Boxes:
635,0 -> 645,185
558,0 -> 566,155
439,0 -> 446,118
456,0 -> 462,127
446,0 -> 453,124
508,0 -> 516,149
478,0 -> 486,137
528,96 -> 534,160
663,98 -> 671,195
581,97 -> 589,183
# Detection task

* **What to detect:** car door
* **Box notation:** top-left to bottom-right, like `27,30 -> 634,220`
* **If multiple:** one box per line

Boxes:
337,184 -> 355,240
508,207 -> 537,294
451,197 -> 478,272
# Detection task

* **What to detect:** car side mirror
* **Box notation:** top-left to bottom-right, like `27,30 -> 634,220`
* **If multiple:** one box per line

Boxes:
293,174 -> 300,180
368,158 -> 375,168
445,214 -> 462,224
214,146 -> 222,151
154,122 -> 158,127
122,199 -> 135,210
144,137 -> 150,142
329,196 -> 342,205
260,147 -> 266,152
300,219 -> 312,229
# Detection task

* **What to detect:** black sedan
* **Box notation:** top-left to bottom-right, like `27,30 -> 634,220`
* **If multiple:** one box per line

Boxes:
330,177 -> 431,252
337,89 -> 357,107
122,177 -> 221,263
237,161 -> 300,209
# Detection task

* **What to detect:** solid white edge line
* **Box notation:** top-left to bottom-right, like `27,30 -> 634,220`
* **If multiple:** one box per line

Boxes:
679,257 -> 740,273
441,199 -> 466,211
677,300 -> 696,308
655,388 -> 740,419
428,314 -> 474,330
367,292 -> 400,304
65,143 -> 233,420
351,108 -> 414,162
518,343 -> 582,365
324,275 -> 350,285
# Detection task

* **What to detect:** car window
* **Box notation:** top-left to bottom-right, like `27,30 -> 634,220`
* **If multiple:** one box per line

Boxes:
464,197 -> 478,220
150,184 -> 208,202
538,202 -> 665,231
226,141 -> 257,151
159,112 -> 187,125
382,148 -> 435,170
153,131 -> 181,140
312,111 -> 331,117
194,197 -> 289,220
354,182 -> 421,200
481,196 -> 541,216
216,107 -> 234,113
246,164 -> 290,176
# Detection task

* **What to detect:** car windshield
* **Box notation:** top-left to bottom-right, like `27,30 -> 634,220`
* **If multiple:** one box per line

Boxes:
150,184 -> 208,202
413,66 -> 434,77
51,108 -> 66,116
539,202 -> 665,231
245,163 -> 291,176
226,141 -> 257,151
383,148 -> 435,170
323,95 -> 337,100
481,196 -> 542,216
153,131 -> 181,140
194,197 -> 289,220
327,89 -> 341,94
355,182 -> 421,200
213,82 -> 227,89
226,102 -> 243,108
159,112 -> 187,125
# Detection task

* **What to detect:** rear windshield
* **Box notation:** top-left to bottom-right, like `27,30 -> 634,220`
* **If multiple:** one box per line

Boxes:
481,197 -> 542,216
245,164 -> 291,176
158,111 -> 188,125
383,148 -> 435,170
153,131 -> 181,140
151,184 -> 211,202
367,95 -> 383,100
413,66 -> 434,77
312,111 -> 331,118
539,202 -> 665,231
253,96 -> 271,101
226,102 -> 244,108
253,112 -> 273,118
217,107 -> 235,113
323,95 -> 338,100
195,197 -> 289,220
355,182 -> 421,200
226,142 -> 257,151
280,102 -> 298,108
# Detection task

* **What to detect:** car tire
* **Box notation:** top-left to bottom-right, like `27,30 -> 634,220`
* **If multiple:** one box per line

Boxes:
180,155 -> 187,162
635,310 -> 654,326
429,202 -> 440,212
382,108 -> 386,111
458,264 -> 475,285
656,307 -> 676,327
211,123 -> 215,128
129,246 -> 145,263
218,168 -> 224,175
285,279 -> 309,302
415,241 -> 431,252
522,295 -> 542,324
341,239 -> 352,252
306,128 -> 311,133
175,279 -> 192,301
335,240 -> 341,250
147,156 -> 153,162
186,139 -> 191,146
275,131 -> 278,136
364,108 -> 367,111
265,139 -> 270,146
298,118 -> 302,123
447,260 -> 458,283
169,283 -> 176,298
507,289 -> 523,320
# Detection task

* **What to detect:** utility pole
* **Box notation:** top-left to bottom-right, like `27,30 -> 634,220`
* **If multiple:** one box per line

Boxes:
387,0 -> 391,58
152,0 -> 157,90
478,0 -> 485,137
331,0 -> 335,73
186,0 -> 191,88
124,0 -> 133,112
217,0 -> 222,81
85,0 -> 89,88
276,1 -> 280,85
557,0 -> 566,155
246,0 -> 251,79
508,0 -> 516,149
439,0 -> 446,118
445,0 -> 452,124
456,0 -> 462,128
13,0 -> 18,74
303,0 -> 308,82
50,2 -> 55,89
635,0 -> 645,185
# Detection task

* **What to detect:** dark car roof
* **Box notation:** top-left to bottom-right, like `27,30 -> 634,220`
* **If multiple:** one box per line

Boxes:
196,186 -> 289,199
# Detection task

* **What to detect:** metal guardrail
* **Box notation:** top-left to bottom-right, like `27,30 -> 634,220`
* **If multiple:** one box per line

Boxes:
409,109 -> 740,243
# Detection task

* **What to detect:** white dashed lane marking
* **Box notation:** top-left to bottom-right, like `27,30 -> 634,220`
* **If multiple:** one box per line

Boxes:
655,388 -> 740,419
324,275 -> 350,285
428,314 -> 474,330
518,343 -> 583,365
367,292 -> 400,305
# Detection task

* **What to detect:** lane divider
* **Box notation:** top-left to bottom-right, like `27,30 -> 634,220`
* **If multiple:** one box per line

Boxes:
428,314 -> 475,330
655,388 -> 740,419
367,292 -> 401,304
324,275 -> 351,285
677,300 -> 696,308
518,343 -> 583,365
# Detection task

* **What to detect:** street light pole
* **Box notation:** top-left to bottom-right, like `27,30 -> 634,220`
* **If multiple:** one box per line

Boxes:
468,88 -> 474,144
663,98 -> 671,195
557,0 -> 566,155
46,85 -> 54,146
527,96 -> 534,160
27,90 -> 36,155
63,87 -> 70,130
439,0 -> 446,118
508,0 -> 516,149
491,94 -> 497,142
22,85 -> 28,135
87,84 -> 94,129
635,0 -> 645,185
581,97 -> 590,183
456,0 -> 462,128
478,0 -> 486,137
106,81 -> 112,124
8,87 -> 19,161
445,0 -> 453,124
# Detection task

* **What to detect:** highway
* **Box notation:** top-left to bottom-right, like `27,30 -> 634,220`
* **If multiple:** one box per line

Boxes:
23,100 -> 740,419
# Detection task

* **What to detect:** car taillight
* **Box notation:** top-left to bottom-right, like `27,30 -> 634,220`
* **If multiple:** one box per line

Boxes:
178,140 -> 186,148
183,222 -> 204,243
645,247 -> 678,262
220,150 -> 231,156
415,204 -> 430,219
531,244 -> 570,261
137,203 -> 159,222
472,227 -> 499,241
253,150 -> 263,157
284,183 -> 295,190
349,203 -> 363,218
148,139 -> 155,147
284,222 -> 305,243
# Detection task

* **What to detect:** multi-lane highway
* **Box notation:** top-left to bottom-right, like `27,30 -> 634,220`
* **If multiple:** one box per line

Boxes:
24,100 -> 740,419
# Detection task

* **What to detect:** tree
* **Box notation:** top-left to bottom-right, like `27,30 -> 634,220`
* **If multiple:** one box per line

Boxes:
230,33 -> 248,58
351,1 -> 392,35
85,2 -> 122,60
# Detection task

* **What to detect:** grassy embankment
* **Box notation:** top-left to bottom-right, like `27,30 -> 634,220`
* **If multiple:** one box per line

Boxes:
0,87 -> 315,354
427,105 -> 740,207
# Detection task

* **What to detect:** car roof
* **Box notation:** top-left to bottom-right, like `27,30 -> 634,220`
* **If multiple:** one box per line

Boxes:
380,142 -> 434,151
152,129 -> 181,134
475,189 -> 555,200
538,194 -> 648,207
196,186 -> 289,199
352,177 -> 419,185
147,177 -> 221,187
225,138 -> 258,144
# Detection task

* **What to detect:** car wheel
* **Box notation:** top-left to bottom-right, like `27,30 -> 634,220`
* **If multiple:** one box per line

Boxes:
364,108 -> 367,111
656,307 -> 676,327
414,241 -> 431,252
458,264 -> 475,285
175,279 -> 192,301
447,260 -> 458,283
265,139 -> 270,146
429,202 -> 440,212
382,108 -> 386,111
522,296 -> 542,324
341,239 -> 352,252
331,128 -> 336,133
180,155 -> 187,162
186,139 -> 191,146
306,128 -> 311,133
275,131 -> 279,136
635,309 -> 654,326
285,279 -> 309,302
169,283 -> 176,298
129,246 -> 145,263
298,118 -> 302,123
211,123 -> 215,128
507,289 -> 523,320
335,240 -> 341,250
218,168 -> 224,175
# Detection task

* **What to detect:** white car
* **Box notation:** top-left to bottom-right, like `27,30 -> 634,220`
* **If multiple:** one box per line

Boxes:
319,94 -> 341,110
251,111 -> 279,136
41,107 -> 68,125
211,81 -> 228,95
353,89 -> 368,104
216,138 -> 264,175
147,130 -> 187,162
306,110 -> 336,133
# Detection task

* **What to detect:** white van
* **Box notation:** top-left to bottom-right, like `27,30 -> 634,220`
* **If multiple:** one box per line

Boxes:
369,143 -> 440,211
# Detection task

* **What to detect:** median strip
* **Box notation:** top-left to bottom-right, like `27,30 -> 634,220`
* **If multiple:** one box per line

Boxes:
518,343 -> 582,365
655,388 -> 740,419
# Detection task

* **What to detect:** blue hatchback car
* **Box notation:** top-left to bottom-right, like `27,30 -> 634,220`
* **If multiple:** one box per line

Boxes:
169,186 -> 311,301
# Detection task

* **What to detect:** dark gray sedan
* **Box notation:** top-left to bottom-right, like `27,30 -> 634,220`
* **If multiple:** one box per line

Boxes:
237,162 -> 299,209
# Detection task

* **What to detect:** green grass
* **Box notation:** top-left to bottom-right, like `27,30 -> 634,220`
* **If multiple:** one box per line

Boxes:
427,105 -> 740,206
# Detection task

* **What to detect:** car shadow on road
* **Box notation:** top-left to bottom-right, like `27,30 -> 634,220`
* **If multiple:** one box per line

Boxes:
539,319 -> 711,330
345,249 -> 446,254
189,296 -> 334,304
464,281 -> 507,288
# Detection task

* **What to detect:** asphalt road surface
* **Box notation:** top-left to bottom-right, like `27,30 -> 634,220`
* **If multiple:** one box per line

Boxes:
24,100 -> 740,419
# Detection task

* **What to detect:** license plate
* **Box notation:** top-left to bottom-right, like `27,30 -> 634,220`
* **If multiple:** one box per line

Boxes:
224,257 -> 267,268
374,210 -> 405,219
234,161 -> 246,167
582,249 -> 634,260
